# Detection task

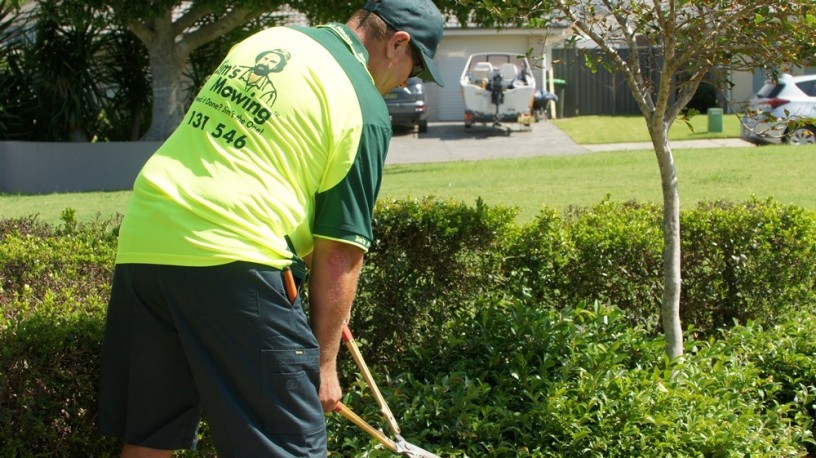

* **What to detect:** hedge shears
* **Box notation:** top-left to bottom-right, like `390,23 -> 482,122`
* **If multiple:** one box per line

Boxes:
282,269 -> 440,457
334,324 -> 440,457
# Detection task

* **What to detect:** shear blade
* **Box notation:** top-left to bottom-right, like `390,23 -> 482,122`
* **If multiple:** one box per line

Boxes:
396,438 -> 441,458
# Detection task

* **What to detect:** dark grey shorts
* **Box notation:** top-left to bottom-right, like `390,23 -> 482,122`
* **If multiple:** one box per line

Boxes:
97,261 -> 325,457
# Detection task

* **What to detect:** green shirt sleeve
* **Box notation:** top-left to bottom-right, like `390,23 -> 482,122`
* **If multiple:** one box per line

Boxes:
313,122 -> 391,251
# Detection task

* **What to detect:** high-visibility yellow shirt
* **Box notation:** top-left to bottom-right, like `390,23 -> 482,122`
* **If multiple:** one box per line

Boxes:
116,24 -> 391,278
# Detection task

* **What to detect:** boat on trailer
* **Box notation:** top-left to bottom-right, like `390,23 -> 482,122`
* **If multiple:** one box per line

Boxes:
459,52 -> 536,132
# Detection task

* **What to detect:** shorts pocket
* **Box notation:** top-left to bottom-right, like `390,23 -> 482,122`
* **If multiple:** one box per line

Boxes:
261,348 -> 323,436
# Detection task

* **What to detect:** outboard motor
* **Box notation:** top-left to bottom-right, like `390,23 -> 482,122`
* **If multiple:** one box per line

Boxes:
490,72 -> 505,107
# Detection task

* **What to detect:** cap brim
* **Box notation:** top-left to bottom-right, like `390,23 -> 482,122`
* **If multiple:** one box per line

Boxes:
417,50 -> 444,87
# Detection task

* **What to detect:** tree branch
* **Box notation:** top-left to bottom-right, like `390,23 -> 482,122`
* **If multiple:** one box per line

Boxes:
666,70 -> 705,121
176,6 -> 261,58
559,0 -> 655,114
172,2 -> 212,36
127,12 -> 164,48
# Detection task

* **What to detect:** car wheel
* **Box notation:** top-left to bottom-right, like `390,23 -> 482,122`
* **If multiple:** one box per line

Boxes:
418,121 -> 428,133
787,125 -> 816,145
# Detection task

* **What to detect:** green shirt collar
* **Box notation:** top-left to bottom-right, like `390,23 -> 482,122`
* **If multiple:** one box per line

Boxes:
316,23 -> 372,83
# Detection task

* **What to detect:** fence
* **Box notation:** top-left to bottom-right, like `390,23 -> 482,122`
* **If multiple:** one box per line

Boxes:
552,47 -> 667,118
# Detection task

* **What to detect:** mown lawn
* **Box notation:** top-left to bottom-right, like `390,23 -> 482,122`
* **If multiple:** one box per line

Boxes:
552,113 -> 742,144
2,114 -> 811,224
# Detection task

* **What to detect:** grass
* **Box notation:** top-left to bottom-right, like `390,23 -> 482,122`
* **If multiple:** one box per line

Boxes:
552,113 -> 742,144
380,145 -> 816,221
0,190 -> 132,226
3,143 -> 815,225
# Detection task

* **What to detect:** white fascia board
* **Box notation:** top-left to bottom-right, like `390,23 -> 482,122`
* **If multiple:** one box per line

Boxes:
443,26 -> 572,46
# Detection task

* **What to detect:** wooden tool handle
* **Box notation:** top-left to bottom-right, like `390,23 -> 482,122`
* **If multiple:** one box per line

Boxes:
282,268 -> 298,303
341,324 -> 402,436
334,402 -> 398,452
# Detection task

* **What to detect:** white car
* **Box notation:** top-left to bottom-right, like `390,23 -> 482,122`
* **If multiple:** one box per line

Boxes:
740,73 -> 816,145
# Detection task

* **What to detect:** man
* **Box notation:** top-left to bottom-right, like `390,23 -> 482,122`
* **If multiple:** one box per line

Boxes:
97,0 -> 445,456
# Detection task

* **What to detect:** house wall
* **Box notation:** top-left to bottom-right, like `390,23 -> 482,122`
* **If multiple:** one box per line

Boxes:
0,141 -> 159,194
727,70 -> 756,112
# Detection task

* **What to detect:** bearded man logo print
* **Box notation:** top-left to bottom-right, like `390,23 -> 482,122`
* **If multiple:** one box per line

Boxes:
239,49 -> 290,105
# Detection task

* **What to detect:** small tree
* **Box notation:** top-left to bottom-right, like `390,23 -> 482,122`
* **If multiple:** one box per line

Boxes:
468,0 -> 816,358
0,0 -> 24,139
9,1 -> 479,141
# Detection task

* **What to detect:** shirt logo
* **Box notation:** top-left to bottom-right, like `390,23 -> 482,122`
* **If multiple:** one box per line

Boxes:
203,49 -> 292,128
239,49 -> 291,105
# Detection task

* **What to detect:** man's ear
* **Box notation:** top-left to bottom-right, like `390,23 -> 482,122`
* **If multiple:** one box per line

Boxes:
387,30 -> 411,59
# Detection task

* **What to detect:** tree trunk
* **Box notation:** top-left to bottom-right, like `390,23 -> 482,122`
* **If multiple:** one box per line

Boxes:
650,124 -> 684,359
123,5 -> 261,141
143,42 -> 187,141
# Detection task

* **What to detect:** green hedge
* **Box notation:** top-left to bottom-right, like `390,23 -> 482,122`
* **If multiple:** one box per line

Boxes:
1,198 -> 815,456
0,212 -> 120,456
681,199 -> 816,332
329,301 -> 815,456
501,197 -> 816,335
352,197 -> 518,368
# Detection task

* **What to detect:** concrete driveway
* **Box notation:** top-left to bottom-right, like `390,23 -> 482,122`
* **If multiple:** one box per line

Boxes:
385,121 -> 754,165
385,121 -> 589,165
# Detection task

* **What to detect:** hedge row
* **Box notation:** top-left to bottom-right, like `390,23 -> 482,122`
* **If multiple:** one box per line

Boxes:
352,196 -> 816,366
1,198 -> 815,456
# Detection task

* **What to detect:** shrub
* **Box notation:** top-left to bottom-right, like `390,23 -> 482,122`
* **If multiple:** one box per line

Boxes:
684,81 -> 721,115
560,199 -> 664,330
681,198 -> 816,332
2,197 -> 816,456
349,196 -> 518,369
499,205 -> 574,309
507,198 -> 816,336
724,313 -> 816,455
0,211 -> 118,328
0,299 -> 118,456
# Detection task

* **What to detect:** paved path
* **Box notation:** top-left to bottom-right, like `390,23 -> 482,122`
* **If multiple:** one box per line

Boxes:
386,121 -> 590,164
386,121 -> 754,165
584,137 -> 754,152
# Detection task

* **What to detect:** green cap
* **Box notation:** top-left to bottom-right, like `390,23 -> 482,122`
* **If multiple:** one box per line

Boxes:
363,0 -> 445,87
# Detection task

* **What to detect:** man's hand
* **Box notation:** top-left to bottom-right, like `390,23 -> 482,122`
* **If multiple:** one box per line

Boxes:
319,362 -> 343,412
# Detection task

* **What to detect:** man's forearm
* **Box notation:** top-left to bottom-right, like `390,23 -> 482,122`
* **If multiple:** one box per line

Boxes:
308,237 -> 365,409
309,238 -> 364,355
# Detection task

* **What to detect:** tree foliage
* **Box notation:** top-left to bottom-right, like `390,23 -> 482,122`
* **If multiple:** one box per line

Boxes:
64,0 -> 485,140
0,0 -> 115,141
92,0 -> 495,139
45,0 -> 288,140
288,0 -> 505,28
468,0 -> 816,117
2,0 -> 492,141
